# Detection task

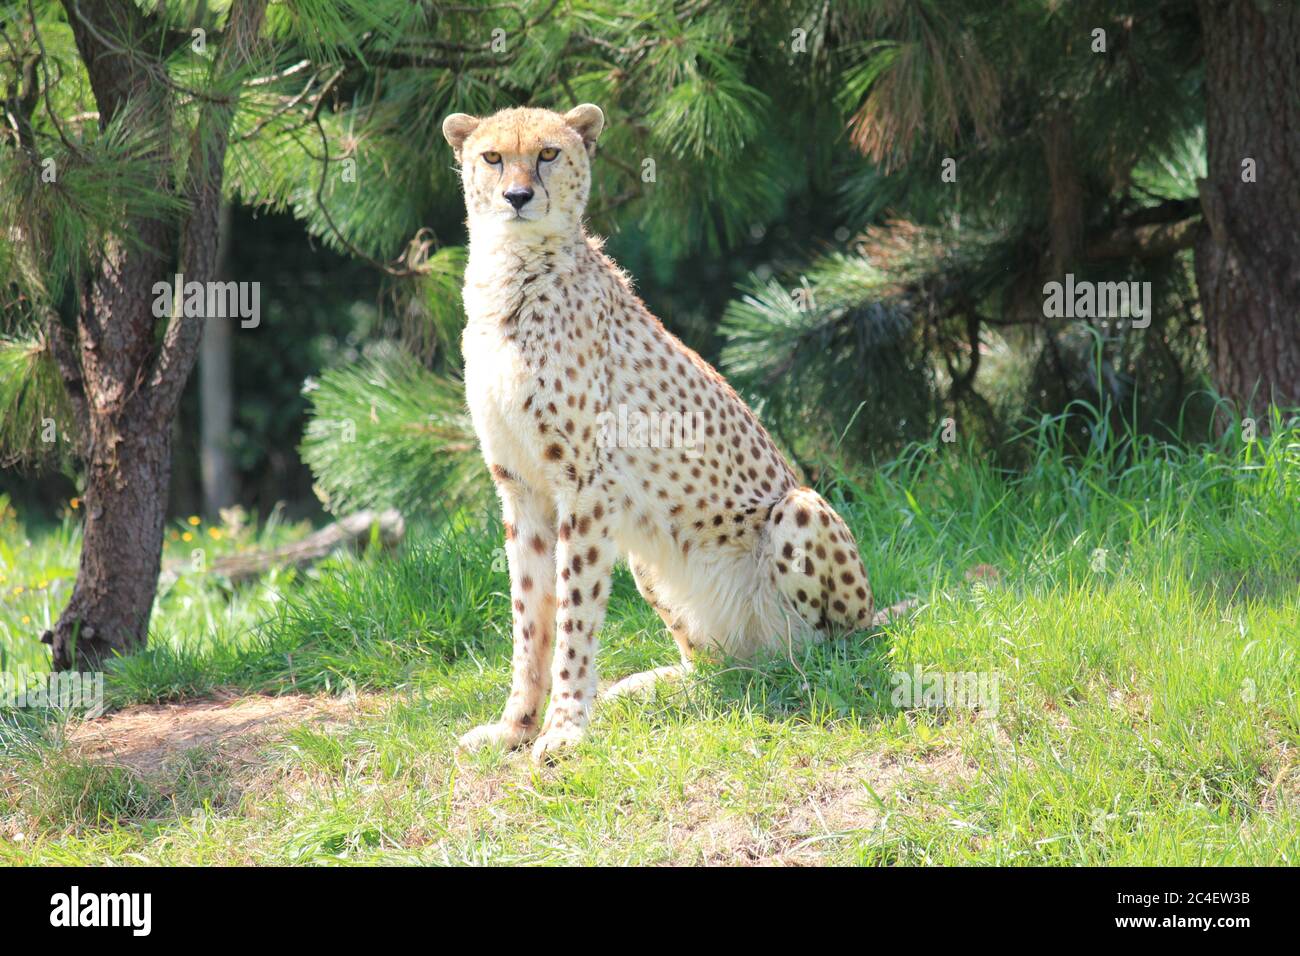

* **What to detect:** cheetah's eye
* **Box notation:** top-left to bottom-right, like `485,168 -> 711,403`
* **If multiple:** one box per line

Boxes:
538,147 -> 560,162
482,151 -> 502,165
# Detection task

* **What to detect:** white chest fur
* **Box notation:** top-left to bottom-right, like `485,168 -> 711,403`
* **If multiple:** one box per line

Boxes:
460,236 -> 587,491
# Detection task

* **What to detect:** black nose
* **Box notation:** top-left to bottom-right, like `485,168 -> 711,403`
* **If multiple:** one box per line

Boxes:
504,186 -> 534,210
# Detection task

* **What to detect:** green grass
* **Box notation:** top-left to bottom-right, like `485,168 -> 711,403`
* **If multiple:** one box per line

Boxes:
0,407 -> 1296,864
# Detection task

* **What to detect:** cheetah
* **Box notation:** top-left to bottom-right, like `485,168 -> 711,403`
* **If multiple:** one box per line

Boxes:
444,104 -> 898,763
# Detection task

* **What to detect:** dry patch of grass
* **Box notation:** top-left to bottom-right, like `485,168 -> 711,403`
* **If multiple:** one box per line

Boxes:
1259,736 -> 1299,815
65,691 -> 371,776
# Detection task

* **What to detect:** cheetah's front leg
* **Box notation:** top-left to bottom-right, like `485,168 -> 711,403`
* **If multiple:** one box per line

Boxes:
459,478 -> 557,753
532,490 -> 617,764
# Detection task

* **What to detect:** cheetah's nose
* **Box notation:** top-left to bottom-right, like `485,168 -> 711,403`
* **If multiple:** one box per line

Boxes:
504,186 -> 534,210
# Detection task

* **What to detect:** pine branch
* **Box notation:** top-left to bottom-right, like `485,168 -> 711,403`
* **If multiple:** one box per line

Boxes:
350,0 -> 562,70
308,106 -> 431,278
1,21 -> 41,155
300,348 -> 488,516
27,0 -> 84,157
0,333 -> 77,468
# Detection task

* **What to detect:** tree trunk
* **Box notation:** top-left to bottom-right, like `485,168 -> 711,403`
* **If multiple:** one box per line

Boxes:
47,182 -> 174,669
200,203 -> 237,517
50,410 -> 173,671
1195,0 -> 1300,423
45,1 -> 177,671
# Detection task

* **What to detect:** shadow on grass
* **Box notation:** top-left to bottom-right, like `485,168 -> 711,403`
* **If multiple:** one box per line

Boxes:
602,628 -> 904,733
3,734 -> 236,835
1186,561 -> 1300,609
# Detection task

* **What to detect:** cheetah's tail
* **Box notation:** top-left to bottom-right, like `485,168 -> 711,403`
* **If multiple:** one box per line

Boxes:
767,486 -> 874,632
870,597 -> 919,627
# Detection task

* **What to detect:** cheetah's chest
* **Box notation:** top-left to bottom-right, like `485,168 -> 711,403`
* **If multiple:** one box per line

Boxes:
461,318 -> 549,484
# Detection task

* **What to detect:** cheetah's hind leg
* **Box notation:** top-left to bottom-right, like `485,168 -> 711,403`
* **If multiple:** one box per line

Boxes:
602,559 -> 697,700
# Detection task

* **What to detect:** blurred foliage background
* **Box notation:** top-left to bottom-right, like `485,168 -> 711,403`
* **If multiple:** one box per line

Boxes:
0,0 -> 1282,523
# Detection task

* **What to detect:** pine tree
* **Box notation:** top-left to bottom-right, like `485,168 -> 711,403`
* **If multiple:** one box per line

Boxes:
2,0 -> 271,668
717,0 -> 1297,458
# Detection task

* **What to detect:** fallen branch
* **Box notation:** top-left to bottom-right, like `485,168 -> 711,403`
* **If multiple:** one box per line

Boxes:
162,508 -> 405,586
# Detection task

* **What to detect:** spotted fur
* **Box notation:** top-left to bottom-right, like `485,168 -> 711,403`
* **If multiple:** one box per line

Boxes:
444,105 -> 876,762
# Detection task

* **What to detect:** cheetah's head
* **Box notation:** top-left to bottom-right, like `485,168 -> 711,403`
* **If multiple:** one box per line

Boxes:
443,104 -> 604,239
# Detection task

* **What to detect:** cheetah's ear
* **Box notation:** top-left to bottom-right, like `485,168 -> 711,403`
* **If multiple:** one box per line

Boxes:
564,104 -> 605,156
442,113 -> 480,156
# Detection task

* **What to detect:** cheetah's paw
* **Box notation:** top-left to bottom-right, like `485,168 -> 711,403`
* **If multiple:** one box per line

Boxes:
457,720 -> 535,753
530,725 -> 586,765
